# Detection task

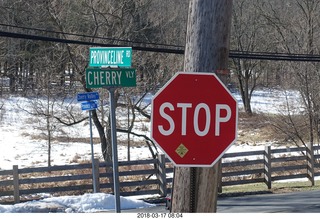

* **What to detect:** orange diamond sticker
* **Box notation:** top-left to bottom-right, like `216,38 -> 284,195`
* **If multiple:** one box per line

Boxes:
176,144 -> 189,158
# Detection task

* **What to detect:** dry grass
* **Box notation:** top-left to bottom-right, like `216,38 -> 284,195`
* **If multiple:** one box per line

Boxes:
27,135 -> 101,144
237,112 -> 278,145
236,112 -> 308,147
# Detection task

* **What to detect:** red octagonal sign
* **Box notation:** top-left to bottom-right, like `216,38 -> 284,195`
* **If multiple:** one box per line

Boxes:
151,72 -> 238,167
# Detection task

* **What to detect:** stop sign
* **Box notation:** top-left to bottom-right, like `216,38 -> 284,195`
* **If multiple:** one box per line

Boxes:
151,72 -> 238,167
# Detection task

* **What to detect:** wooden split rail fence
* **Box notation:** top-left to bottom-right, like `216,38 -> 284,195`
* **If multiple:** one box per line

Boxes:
1,145 -> 320,203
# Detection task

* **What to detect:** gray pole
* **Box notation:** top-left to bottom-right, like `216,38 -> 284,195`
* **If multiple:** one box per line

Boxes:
127,101 -> 130,161
89,110 -> 97,193
108,88 -> 121,213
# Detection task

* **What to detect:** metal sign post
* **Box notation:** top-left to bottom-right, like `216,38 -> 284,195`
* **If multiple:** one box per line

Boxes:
77,92 -> 99,194
108,88 -> 121,213
85,47 -> 135,213
88,110 -> 97,193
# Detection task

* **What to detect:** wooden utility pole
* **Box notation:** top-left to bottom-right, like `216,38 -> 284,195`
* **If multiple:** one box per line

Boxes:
171,0 -> 233,213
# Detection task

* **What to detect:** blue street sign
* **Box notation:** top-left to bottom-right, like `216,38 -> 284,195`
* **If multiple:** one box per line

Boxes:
81,101 -> 98,111
77,92 -> 99,102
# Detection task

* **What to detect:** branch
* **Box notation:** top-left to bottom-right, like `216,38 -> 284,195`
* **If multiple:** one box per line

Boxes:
117,128 -> 153,144
53,115 -> 88,126
134,105 -> 151,120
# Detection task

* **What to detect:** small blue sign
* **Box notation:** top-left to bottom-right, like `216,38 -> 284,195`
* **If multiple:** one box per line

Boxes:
77,92 -> 99,102
81,101 -> 98,111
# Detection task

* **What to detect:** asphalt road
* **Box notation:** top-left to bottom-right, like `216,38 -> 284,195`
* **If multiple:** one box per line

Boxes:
124,189 -> 320,213
217,189 -> 320,213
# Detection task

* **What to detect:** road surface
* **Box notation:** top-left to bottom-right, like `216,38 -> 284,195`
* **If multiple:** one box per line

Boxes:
125,189 -> 320,213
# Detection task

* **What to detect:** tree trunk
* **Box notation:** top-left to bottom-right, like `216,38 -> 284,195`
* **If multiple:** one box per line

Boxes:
171,0 -> 233,213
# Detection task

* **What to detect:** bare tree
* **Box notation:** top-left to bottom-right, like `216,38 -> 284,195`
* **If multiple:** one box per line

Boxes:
40,0 -> 188,164
230,0 -> 272,115
259,0 -> 320,148
0,0 -> 189,167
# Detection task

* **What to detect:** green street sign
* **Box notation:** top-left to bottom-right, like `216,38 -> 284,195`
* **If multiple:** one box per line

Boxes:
86,68 -> 136,88
89,47 -> 132,67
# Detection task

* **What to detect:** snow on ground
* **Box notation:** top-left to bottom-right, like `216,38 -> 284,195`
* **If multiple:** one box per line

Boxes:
0,193 -> 155,213
0,95 -> 154,169
0,88 -> 302,169
0,88 -> 305,213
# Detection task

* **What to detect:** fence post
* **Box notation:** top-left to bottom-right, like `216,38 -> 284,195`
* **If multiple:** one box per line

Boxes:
218,160 -> 223,193
264,146 -> 272,189
306,143 -> 315,186
93,159 -> 101,192
13,165 -> 20,203
157,154 -> 167,197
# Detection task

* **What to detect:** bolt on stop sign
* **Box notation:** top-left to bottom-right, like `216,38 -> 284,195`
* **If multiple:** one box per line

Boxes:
151,72 -> 238,167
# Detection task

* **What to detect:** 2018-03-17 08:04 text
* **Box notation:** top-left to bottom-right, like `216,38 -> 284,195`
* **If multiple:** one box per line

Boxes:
136,213 -> 183,218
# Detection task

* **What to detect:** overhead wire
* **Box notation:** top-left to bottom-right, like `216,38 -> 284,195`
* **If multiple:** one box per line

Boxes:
0,29 -> 185,54
0,23 -> 184,49
0,24 -> 320,62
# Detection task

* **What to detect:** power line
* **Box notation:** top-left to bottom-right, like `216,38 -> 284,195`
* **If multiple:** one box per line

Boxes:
0,30 -> 184,54
0,23 -> 184,49
1,29 -> 320,62
230,50 -> 320,62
